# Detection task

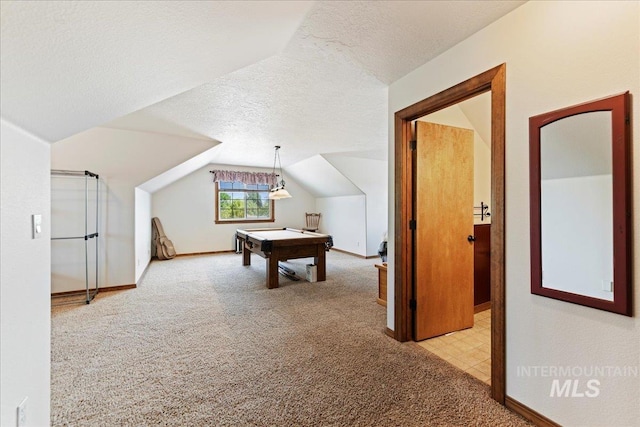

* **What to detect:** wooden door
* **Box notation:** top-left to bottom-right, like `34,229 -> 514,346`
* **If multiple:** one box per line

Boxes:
414,121 -> 474,340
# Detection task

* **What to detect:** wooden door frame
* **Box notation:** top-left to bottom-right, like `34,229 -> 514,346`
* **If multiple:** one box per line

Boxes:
393,63 -> 506,403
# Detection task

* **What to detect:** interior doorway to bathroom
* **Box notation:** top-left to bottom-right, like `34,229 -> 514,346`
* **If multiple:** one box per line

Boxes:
393,64 -> 506,403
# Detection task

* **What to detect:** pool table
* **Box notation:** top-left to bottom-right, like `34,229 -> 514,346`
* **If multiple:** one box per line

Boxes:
235,227 -> 333,289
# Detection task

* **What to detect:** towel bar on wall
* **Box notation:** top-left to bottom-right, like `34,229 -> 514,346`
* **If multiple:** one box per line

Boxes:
474,201 -> 491,222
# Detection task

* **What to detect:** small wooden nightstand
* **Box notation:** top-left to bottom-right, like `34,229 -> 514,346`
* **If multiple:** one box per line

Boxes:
374,263 -> 387,306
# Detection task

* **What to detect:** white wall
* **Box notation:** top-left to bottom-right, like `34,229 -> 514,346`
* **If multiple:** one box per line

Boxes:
0,119 -> 51,426
317,195 -> 367,256
322,155 -> 388,256
388,2 -> 640,425
51,127 -> 215,288
152,164 -> 316,254
134,188 -> 152,282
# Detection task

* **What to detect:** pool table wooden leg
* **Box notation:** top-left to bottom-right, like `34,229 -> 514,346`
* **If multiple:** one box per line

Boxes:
242,242 -> 251,266
266,256 -> 279,289
315,251 -> 326,282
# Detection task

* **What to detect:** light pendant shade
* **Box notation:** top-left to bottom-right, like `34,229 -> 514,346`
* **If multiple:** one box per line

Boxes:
269,188 -> 292,200
269,145 -> 292,200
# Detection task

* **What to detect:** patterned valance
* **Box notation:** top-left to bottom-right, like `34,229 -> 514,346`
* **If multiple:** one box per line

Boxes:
210,170 -> 275,185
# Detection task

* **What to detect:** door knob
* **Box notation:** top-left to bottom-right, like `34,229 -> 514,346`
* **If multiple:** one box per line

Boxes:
467,235 -> 475,243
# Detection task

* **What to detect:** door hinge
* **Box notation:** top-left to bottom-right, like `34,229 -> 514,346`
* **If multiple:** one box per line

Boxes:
409,299 -> 417,311
409,219 -> 416,230
409,140 -> 417,150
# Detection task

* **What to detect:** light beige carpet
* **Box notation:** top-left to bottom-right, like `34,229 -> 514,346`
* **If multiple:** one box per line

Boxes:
51,251 -> 531,426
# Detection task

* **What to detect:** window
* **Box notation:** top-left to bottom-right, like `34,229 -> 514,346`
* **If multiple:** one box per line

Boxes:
215,181 -> 274,223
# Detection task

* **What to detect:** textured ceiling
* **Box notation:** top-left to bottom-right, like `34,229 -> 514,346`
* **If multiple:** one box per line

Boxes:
1,0 -> 526,169
286,0 -> 526,85
0,0 -> 313,142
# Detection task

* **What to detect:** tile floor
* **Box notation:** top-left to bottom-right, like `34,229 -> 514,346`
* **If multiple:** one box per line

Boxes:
417,309 -> 491,384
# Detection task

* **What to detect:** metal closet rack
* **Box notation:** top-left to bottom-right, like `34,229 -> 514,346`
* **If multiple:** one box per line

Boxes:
51,169 -> 100,305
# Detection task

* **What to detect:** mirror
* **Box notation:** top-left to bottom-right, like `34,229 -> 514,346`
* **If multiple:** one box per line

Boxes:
529,92 -> 632,316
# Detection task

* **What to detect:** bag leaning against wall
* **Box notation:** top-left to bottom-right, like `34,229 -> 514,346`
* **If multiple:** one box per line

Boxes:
151,217 -> 177,260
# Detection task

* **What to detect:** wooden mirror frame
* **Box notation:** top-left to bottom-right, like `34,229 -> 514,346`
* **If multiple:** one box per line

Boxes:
529,92 -> 632,316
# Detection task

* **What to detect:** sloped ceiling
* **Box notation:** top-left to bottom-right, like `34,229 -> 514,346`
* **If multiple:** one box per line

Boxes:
458,93 -> 492,148
51,127 -> 218,186
106,53 -> 389,169
1,0 -> 526,195
323,152 -> 388,194
102,0 -> 524,170
287,155 -> 362,198
418,92 -> 492,148
137,146 -> 221,194
0,0 -> 313,142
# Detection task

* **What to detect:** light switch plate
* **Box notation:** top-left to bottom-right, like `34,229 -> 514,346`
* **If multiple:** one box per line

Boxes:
32,214 -> 42,239
17,397 -> 27,427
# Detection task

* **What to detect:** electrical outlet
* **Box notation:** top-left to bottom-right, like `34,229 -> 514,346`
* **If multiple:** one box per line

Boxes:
17,397 -> 27,427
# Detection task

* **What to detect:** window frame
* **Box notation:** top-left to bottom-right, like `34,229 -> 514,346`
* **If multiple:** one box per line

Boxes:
214,181 -> 275,224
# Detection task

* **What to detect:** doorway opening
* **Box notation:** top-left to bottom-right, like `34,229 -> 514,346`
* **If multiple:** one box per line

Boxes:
393,64 -> 506,403
412,93 -> 493,384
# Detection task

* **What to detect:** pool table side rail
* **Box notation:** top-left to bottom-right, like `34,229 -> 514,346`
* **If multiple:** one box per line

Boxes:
235,228 -> 333,253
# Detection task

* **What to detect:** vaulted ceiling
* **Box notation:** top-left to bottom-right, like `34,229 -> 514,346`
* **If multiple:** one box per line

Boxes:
1,0 -> 525,171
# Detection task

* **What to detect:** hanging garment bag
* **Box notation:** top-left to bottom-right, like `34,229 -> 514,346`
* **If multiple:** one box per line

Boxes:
152,217 -> 177,260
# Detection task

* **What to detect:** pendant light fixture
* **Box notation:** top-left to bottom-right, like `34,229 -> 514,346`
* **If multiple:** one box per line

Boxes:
269,145 -> 292,200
